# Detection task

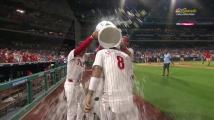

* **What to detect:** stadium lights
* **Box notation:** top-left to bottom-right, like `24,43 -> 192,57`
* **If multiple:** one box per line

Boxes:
167,0 -> 176,23
120,0 -> 125,9
170,0 -> 176,11
16,9 -> 25,14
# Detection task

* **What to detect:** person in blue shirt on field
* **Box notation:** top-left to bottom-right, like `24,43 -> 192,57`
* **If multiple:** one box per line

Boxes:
162,51 -> 173,76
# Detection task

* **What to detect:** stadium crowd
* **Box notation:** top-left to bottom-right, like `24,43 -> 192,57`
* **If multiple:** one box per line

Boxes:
1,47 -> 213,64
133,47 -> 214,63
0,48 -> 66,63
132,26 -> 214,41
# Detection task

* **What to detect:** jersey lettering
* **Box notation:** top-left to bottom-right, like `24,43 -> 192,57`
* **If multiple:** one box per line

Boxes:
77,59 -> 84,67
116,56 -> 125,69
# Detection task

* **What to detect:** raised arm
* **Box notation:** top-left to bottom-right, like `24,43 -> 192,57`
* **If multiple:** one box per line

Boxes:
74,31 -> 98,56
120,36 -> 134,57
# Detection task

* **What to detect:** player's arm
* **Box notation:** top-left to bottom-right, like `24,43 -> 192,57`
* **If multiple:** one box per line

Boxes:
123,48 -> 132,56
74,31 -> 98,56
84,65 -> 102,112
84,51 -> 103,113
88,65 -> 103,95
120,42 -> 132,56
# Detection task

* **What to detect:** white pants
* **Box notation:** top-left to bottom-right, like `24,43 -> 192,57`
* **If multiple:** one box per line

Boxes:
99,96 -> 139,120
64,81 -> 85,120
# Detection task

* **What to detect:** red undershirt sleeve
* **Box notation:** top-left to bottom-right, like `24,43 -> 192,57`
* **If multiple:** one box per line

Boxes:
74,35 -> 94,56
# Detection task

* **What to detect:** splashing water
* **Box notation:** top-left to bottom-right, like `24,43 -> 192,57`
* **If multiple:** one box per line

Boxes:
43,92 -> 67,120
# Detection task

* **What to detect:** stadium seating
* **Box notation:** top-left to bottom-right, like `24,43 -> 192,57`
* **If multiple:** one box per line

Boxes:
0,48 -> 66,63
132,47 -> 214,63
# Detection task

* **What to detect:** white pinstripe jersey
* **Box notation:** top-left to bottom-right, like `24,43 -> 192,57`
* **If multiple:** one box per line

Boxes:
66,50 -> 86,82
93,49 -> 133,105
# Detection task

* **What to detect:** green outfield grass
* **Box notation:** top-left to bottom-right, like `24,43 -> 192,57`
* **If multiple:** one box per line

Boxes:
134,61 -> 214,120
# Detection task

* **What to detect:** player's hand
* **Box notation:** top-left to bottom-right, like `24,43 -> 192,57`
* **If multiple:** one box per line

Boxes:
92,31 -> 98,40
120,40 -> 126,49
84,94 -> 93,113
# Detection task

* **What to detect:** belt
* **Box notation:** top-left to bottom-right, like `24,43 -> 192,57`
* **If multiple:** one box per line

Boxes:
68,79 -> 73,82
67,79 -> 80,85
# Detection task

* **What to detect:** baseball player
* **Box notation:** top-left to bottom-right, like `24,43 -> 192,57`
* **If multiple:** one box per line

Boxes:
204,50 -> 211,66
121,36 -> 135,82
94,35 -> 137,113
64,31 -> 98,120
84,47 -> 139,120
121,36 -> 134,60
95,36 -> 135,81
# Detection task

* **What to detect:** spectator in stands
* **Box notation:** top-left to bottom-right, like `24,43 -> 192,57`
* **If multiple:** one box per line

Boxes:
0,48 -> 66,63
156,53 -> 161,64
179,52 -> 185,64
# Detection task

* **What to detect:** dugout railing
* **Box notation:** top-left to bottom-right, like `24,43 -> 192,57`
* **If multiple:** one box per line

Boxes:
0,65 -> 66,120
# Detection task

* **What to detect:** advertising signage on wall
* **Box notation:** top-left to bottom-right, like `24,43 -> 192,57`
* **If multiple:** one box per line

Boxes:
175,8 -> 197,16
176,22 -> 196,26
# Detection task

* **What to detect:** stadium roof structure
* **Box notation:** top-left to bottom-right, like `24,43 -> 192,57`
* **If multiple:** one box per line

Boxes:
68,0 -> 214,29
67,0 -> 214,44
1,0 -> 214,43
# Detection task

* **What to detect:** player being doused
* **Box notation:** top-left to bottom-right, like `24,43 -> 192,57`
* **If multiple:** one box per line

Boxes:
83,21 -> 140,120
